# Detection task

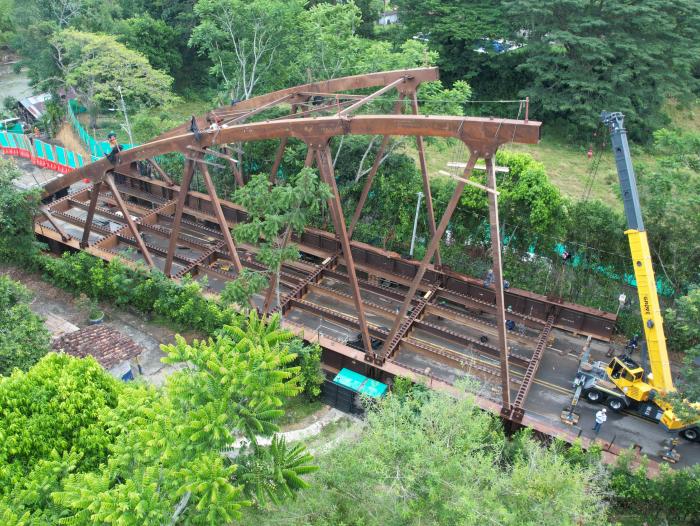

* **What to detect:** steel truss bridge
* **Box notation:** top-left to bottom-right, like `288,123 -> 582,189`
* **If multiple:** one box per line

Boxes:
35,67 -> 617,440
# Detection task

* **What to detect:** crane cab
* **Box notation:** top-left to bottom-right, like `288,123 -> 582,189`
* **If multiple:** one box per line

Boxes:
605,356 -> 654,402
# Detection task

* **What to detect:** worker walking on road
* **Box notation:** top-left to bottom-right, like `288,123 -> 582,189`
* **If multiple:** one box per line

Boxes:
593,408 -> 607,434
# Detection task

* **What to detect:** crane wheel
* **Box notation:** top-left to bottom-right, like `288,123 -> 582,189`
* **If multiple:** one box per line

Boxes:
607,398 -> 625,412
680,428 -> 699,442
585,390 -> 603,403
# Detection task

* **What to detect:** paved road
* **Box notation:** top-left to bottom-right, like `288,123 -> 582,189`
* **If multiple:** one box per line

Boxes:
525,331 -> 700,468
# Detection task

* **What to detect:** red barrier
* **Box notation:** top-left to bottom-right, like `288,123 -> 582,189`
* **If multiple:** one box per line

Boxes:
1,146 -> 73,174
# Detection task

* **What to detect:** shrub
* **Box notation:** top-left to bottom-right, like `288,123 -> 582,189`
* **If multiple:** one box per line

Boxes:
0,276 -> 51,375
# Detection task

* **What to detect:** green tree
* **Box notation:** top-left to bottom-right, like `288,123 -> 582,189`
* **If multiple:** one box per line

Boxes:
55,326 -> 317,524
115,14 -> 183,77
637,129 -> 700,291
307,0 -> 383,38
0,0 -> 14,46
244,389 -> 605,525
0,277 -> 51,376
217,311 -> 325,398
51,29 -> 175,128
0,158 -> 41,264
504,0 -> 700,139
608,453 -> 700,525
664,286 -> 700,420
0,353 -> 121,523
393,0 -> 508,84
223,169 -> 332,310
190,0 -> 306,100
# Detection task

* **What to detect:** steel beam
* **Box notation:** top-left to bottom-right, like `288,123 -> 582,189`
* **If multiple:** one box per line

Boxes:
485,156 -> 511,411
104,173 -> 155,268
511,314 -> 554,421
270,137 -> 288,184
155,68 -> 439,140
278,254 -> 338,314
409,90 -> 441,266
379,153 -> 478,360
80,182 -> 102,247
147,159 -> 174,186
40,206 -> 71,242
164,159 -> 195,276
315,144 -> 374,358
383,284 -> 439,360
222,94 -> 293,126
196,160 -> 244,275
338,76 -> 406,116
347,96 -> 405,238
42,115 -> 540,197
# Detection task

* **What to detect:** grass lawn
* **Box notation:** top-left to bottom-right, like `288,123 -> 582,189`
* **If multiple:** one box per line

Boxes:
401,135 -> 623,208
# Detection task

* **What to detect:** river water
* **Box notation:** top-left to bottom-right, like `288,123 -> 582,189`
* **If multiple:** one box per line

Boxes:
0,64 -> 32,102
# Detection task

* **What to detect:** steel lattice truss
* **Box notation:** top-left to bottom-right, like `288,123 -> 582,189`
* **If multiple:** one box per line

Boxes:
36,68 -> 615,422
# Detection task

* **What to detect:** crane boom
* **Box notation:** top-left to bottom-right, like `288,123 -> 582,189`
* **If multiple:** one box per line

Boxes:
601,111 -> 674,394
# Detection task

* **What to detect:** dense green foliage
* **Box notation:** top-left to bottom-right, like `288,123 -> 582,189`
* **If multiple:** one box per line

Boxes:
54,327 -> 315,524
0,276 -> 51,376
51,29 -> 175,128
115,14 -> 183,77
395,0 -> 700,140
0,321 -> 318,524
245,389 -> 606,525
608,453 -> 700,525
664,287 -> 700,418
505,0 -> 700,139
0,353 -> 121,523
638,129 -> 700,290
0,158 -> 41,264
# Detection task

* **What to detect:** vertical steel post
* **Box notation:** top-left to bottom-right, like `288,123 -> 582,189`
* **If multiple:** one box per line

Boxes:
409,191 -> 423,257
164,159 -> 195,276
380,153 -> 479,359
81,181 -> 102,247
104,173 -> 155,268
315,143 -> 374,357
486,156 -> 511,410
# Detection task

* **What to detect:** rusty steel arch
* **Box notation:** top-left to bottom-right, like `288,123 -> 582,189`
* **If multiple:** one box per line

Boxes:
36,68 -> 616,423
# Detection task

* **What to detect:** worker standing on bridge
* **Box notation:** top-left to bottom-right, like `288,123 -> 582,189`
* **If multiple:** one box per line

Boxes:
105,131 -> 123,165
593,408 -> 607,434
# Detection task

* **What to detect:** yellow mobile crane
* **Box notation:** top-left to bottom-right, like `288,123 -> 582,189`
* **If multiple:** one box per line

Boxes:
571,112 -> 699,442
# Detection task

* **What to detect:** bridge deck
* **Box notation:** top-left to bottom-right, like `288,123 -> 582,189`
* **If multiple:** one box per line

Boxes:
37,171 -> 615,413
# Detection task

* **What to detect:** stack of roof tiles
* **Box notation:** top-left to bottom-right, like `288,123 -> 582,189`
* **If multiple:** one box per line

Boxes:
52,325 -> 144,369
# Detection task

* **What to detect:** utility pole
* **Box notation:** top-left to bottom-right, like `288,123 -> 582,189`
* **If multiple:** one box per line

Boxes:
409,191 -> 423,257
116,85 -> 134,145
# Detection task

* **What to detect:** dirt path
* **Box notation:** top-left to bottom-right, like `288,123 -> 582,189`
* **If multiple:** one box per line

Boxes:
0,264 -> 190,385
55,122 -> 90,158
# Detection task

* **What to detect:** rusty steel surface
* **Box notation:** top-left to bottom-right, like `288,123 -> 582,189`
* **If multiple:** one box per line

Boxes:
35,69 -> 617,436
486,156 -> 512,410
510,315 -> 555,422
42,114 -> 541,197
